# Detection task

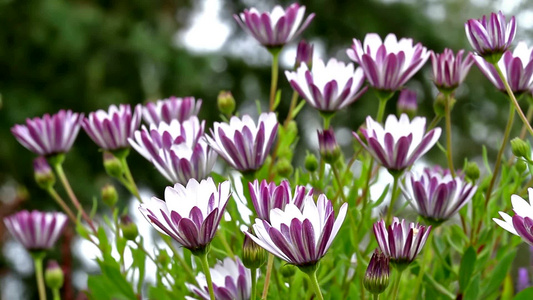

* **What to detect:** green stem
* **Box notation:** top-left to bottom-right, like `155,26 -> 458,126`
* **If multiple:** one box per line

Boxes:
46,187 -> 77,224
373,294 -> 379,300
321,112 -> 334,130
251,268 -> 258,300
331,164 -> 347,203
391,269 -> 404,300
386,174 -> 401,224
198,251 -> 215,300
261,254 -> 275,299
306,268 -> 324,300
118,156 -> 142,203
375,91 -> 394,123
493,62 -> 533,136
361,157 -> 375,211
427,115 -> 442,131
52,289 -> 60,300
411,233 -> 433,298
161,236 -> 195,281
444,93 -> 456,177
284,91 -> 300,127
484,103 -> 515,207
32,252 -> 47,300
269,48 -> 281,112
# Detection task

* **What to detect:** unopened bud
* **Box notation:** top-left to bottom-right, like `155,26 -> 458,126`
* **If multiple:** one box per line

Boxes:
34,157 -> 55,189
305,152 -> 319,172
44,260 -> 64,290
280,264 -> 297,278
464,162 -> 480,182
363,249 -> 390,295
511,138 -> 531,160
516,159 -> 528,174
103,151 -> 123,178
276,158 -> 294,177
318,128 -> 341,163
242,233 -> 267,269
217,91 -> 236,116
120,215 -> 138,241
397,89 -> 418,118
101,184 -> 118,207
294,40 -> 314,69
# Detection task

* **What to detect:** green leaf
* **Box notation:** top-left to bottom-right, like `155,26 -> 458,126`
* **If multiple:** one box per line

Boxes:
423,273 -> 455,299
481,249 -> 517,297
515,287 -> 533,300
459,246 -> 477,292
464,274 -> 480,300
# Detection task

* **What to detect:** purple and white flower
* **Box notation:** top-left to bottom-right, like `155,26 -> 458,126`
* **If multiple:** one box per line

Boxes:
143,96 -> 202,125
186,257 -> 251,300
363,249 -> 390,295
474,41 -> 533,94
465,11 -> 516,59
4,210 -> 68,251
139,178 -> 231,251
11,110 -> 83,156
248,179 -> 313,222
347,33 -> 430,91
206,112 -> 278,172
430,49 -> 474,91
373,218 -> 431,266
317,128 -> 341,163
246,194 -> 347,266
129,117 -> 216,184
494,188 -> 533,246
82,104 -> 142,151
353,114 -> 441,172
396,89 -> 418,117
402,167 -> 477,224
295,40 -> 314,69
285,58 -> 367,112
234,3 -> 315,48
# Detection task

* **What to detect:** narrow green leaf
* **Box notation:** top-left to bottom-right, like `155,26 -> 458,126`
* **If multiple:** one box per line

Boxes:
481,249 -> 516,297
515,287 -> 533,300
423,273 -> 455,299
464,274 -> 480,300
459,246 -> 477,292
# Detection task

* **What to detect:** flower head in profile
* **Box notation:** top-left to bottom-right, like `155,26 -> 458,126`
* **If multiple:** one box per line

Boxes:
396,89 -> 418,118
129,118 -> 215,185
82,104 -> 142,151
206,112 -> 278,172
248,179 -> 313,222
317,128 -> 341,163
402,167 -> 477,225
11,110 -> 83,156
373,218 -> 431,268
186,257 -> 251,300
234,3 -> 315,48
353,114 -> 441,173
285,58 -> 367,113
347,33 -> 430,91
139,178 -> 231,253
143,96 -> 202,125
474,41 -> 533,94
430,49 -> 474,92
4,210 -> 68,251
295,40 -> 314,69
246,194 -> 347,266
493,188 -> 533,246
465,11 -> 516,62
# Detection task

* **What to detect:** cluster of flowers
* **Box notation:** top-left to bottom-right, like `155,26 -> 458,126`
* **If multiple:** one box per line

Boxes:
6,2 -> 533,299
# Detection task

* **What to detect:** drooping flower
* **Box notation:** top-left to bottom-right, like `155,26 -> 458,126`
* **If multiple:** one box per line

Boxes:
246,194 -> 347,266
206,112 -> 278,172
186,257 -> 251,300
465,11 -> 516,61
493,188 -> 533,246
139,178 -> 231,252
142,96 -> 202,125
363,249 -> 390,295
396,89 -> 418,118
82,104 -> 142,151
347,33 -> 430,91
295,40 -> 314,69
11,110 -> 83,156
353,114 -> 441,173
285,58 -> 367,113
129,117 -> 216,184
401,167 -> 477,225
373,218 -> 431,268
234,3 -> 315,48
474,41 -> 533,94
430,49 -> 474,92
317,128 -> 341,163
248,179 -> 313,222
3,210 -> 68,251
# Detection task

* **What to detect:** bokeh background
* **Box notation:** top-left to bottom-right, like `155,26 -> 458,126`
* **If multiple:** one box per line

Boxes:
1,0 -> 532,298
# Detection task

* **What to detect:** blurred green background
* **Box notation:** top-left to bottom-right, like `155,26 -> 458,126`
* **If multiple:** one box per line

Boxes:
1,0 -> 532,298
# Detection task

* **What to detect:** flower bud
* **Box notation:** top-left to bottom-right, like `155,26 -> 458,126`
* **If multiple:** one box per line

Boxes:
101,184 -> 118,208
511,138 -> 531,160
44,260 -> 64,290
280,264 -> 297,278
103,151 -> 123,178
397,89 -> 418,118
464,162 -> 480,182
318,128 -> 341,163
157,249 -> 171,266
242,233 -> 267,269
275,158 -> 294,177
34,157 -> 55,189
305,152 -> 319,172
120,215 -> 138,241
217,91 -> 236,116
516,159 -> 528,174
363,249 -> 390,295
295,40 -> 314,69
